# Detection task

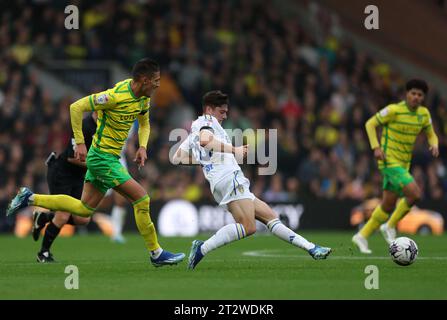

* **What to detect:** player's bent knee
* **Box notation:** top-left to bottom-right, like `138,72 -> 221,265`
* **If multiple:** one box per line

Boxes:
406,190 -> 421,205
243,224 -> 257,236
381,202 -> 395,214
53,213 -> 70,225
74,216 -> 91,226
383,206 -> 395,214
413,189 -> 422,203
75,201 -> 95,217
264,211 -> 278,221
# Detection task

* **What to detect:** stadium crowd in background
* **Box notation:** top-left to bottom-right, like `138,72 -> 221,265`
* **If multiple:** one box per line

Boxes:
1,0 -> 447,231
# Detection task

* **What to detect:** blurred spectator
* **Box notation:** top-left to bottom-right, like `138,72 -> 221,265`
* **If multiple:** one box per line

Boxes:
263,174 -> 289,202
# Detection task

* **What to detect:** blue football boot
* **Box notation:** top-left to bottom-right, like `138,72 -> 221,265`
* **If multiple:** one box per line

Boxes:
6,187 -> 33,217
308,245 -> 332,260
150,250 -> 185,267
187,240 -> 205,270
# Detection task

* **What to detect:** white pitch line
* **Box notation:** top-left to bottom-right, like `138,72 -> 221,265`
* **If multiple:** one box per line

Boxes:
242,250 -> 447,260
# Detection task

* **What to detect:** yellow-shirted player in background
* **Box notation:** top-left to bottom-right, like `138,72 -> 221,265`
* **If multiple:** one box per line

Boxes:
352,79 -> 439,254
7,58 -> 185,266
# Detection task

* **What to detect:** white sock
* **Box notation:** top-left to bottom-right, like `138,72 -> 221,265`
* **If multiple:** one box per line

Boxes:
201,223 -> 246,255
111,205 -> 126,237
267,218 -> 314,251
150,247 -> 163,259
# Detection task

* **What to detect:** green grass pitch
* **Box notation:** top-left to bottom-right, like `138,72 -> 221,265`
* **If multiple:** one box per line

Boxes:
0,231 -> 446,299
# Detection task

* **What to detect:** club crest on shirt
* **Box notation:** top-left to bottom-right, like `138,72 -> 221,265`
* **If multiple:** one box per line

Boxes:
95,94 -> 109,105
417,115 -> 423,123
237,185 -> 244,193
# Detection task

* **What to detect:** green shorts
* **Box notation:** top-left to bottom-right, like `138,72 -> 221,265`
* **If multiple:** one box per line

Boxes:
380,167 -> 414,197
85,147 -> 131,194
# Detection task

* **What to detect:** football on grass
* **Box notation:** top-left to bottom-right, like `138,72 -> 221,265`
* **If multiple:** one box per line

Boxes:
389,237 -> 418,266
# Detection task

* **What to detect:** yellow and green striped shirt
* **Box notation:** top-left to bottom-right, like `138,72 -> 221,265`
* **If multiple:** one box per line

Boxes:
86,79 -> 150,156
370,101 -> 437,170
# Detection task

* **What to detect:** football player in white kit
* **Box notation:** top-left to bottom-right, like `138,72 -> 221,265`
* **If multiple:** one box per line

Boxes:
173,91 -> 332,269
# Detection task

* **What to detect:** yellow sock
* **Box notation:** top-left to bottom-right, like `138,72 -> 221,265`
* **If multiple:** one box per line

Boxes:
387,198 -> 412,228
33,194 -> 94,217
133,195 -> 160,251
359,205 -> 390,238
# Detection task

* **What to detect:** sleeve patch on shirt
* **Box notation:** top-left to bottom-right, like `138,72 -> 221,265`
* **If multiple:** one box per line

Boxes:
379,107 -> 389,117
95,94 -> 109,105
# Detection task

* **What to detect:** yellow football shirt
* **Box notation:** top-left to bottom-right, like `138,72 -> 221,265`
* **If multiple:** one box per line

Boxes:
374,101 -> 434,170
87,78 -> 150,156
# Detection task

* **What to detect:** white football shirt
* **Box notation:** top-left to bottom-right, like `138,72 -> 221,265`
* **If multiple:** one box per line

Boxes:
180,114 -> 241,191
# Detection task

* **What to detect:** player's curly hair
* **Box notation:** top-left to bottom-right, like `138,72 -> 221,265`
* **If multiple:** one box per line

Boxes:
406,79 -> 428,94
202,90 -> 229,111
132,58 -> 160,80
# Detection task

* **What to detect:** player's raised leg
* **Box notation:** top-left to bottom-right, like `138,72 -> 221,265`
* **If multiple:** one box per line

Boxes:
114,178 -> 184,267
253,198 -> 331,259
188,198 -> 256,270
7,186 -> 97,218
353,190 -> 397,253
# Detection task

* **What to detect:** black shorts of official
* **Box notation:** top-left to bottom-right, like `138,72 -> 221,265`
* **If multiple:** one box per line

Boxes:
47,159 -> 84,199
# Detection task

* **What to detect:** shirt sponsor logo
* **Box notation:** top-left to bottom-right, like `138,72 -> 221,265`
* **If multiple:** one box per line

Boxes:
120,114 -> 137,121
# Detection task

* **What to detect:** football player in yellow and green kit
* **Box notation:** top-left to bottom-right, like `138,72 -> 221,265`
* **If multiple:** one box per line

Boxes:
352,79 -> 439,254
7,58 -> 185,266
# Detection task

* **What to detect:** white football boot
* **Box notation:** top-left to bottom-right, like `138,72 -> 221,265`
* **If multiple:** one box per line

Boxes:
352,233 -> 372,254
380,223 -> 396,245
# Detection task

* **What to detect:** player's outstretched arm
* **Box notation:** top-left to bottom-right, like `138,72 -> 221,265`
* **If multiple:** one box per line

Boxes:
200,129 -> 233,153
424,118 -> 439,157
171,135 -> 198,165
199,129 -> 248,157
135,113 -> 150,168
70,96 -> 92,161
172,147 -> 197,165
365,116 -> 385,160
365,116 -> 381,150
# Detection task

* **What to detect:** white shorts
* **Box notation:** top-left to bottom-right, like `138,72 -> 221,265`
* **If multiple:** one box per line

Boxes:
105,155 -> 128,197
212,170 -> 255,209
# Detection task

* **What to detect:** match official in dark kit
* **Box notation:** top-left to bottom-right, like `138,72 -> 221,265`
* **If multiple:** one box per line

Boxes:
32,112 -> 97,262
